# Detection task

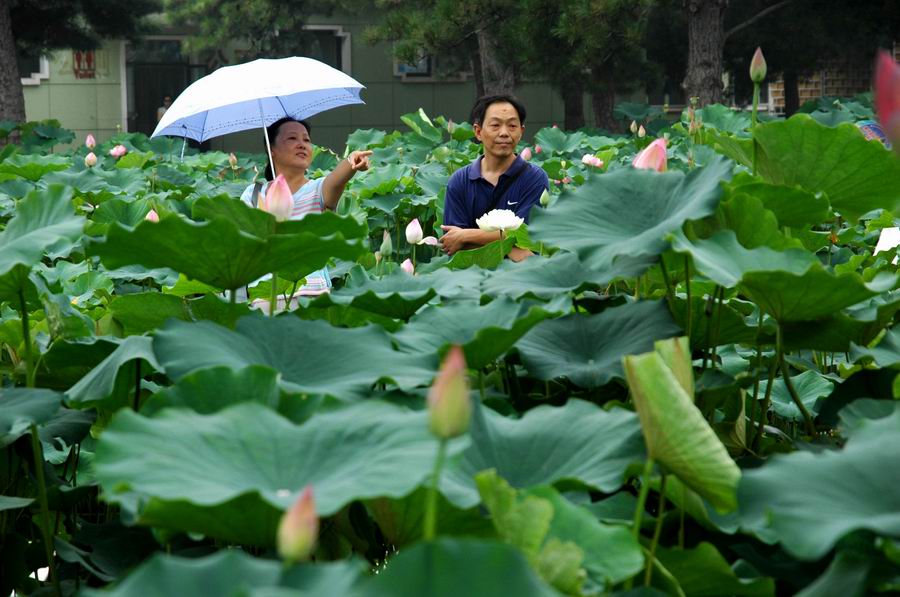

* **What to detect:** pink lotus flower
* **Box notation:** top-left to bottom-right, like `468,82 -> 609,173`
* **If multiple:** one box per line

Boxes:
109,145 -> 127,159
85,134 -> 96,149
581,154 -> 604,168
277,486 -> 318,563
427,346 -> 471,439
401,258 -> 415,274
520,147 -> 532,161
875,50 -> 900,150
552,123 -> 558,129
633,138 -> 668,172
258,174 -> 293,222
145,209 -> 160,223
561,176 -> 572,184
750,47 -> 767,84
405,218 -> 438,246
535,145 -> 543,154
84,152 -> 97,167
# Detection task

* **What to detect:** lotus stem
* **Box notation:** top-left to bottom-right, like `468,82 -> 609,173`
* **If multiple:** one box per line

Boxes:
626,457 -> 655,590
710,287 -> 725,369
230,288 -> 237,306
659,257 -> 676,312
778,335 -> 817,437
423,438 -> 448,541
751,82 -> 760,176
30,424 -> 60,597
133,360 -> 142,411
749,310 -> 764,438
684,256 -> 692,339
753,325 -> 783,449
412,244 -> 417,267
269,273 -> 278,317
645,474 -> 668,587
678,484 -> 686,548
18,289 -> 34,388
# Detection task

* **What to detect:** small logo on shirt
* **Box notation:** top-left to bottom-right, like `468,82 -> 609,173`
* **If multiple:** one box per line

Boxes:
507,200 -> 519,205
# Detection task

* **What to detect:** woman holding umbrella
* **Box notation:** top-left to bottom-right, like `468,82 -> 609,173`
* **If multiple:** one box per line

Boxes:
240,116 -> 372,306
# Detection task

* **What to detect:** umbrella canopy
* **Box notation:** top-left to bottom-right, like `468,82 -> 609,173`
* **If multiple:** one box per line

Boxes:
151,57 -> 365,142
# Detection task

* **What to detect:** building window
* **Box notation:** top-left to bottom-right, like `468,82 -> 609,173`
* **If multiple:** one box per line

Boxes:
19,50 -> 49,85
303,26 -> 352,74
394,55 -> 432,78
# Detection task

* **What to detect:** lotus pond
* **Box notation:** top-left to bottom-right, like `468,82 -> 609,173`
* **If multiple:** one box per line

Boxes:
2,98 -> 900,596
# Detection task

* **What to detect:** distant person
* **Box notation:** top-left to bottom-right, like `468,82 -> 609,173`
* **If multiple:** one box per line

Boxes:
156,95 -> 172,122
440,94 -> 548,259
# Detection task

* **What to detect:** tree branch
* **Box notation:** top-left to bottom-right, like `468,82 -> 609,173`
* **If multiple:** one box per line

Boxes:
723,0 -> 796,43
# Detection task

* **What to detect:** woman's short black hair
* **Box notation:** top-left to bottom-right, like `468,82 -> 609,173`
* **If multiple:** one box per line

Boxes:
469,95 -> 527,127
264,117 -> 312,180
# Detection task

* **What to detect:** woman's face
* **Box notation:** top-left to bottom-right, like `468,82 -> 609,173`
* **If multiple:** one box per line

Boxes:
271,121 -> 312,172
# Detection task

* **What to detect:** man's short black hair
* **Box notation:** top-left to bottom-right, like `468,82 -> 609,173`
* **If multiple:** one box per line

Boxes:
470,95 -> 527,126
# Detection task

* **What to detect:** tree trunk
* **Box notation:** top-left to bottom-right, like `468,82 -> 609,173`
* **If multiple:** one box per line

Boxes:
590,67 -> 618,132
683,0 -> 727,106
783,69 -> 800,116
0,0 -> 25,124
471,55 -> 485,98
476,29 -> 515,95
561,78 -> 585,131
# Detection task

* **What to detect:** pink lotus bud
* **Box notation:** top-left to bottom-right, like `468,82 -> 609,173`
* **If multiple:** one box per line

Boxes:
406,218 -> 423,244
630,121 -> 638,134
109,145 -> 127,159
539,189 -> 551,206
552,123 -> 558,129
145,209 -> 160,223
380,229 -> 393,256
258,174 -> 293,222
401,258 -> 415,274
561,176 -> 572,184
84,152 -> 97,167
277,486 -> 318,563
228,152 -> 238,169
750,47 -> 767,84
85,134 -> 96,149
633,138 -> 668,173
427,345 -> 471,439
447,119 -> 455,133
534,145 -> 542,154
875,50 -> 900,151
638,125 -> 646,138
520,147 -> 532,161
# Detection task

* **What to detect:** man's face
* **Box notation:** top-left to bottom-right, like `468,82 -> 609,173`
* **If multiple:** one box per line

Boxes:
474,102 -> 523,160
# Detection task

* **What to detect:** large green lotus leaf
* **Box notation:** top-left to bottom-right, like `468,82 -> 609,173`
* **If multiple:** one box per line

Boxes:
782,291 -> 900,351
89,212 -> 366,290
851,325 -> 900,367
152,316 -> 436,399
357,537 -> 559,597
516,300 -> 681,387
670,230 -> 895,321
304,265 -> 436,320
0,496 -> 34,511
668,230 -> 816,288
0,388 -> 62,448
528,156 -> 731,271
141,365 -> 320,424
80,550 -> 364,597
480,251 -> 610,300
95,401 -> 466,544
443,235 -> 518,270
527,486 -> 644,587
66,336 -> 159,408
793,550 -> 872,597
697,105 -> 751,136
752,115 -> 900,222
394,295 -> 570,370
623,350 -> 741,512
43,168 -> 147,198
90,197 -> 152,229
0,154 -> 69,181
758,370 -> 833,422
726,173 -> 831,228
656,542 -> 775,597
715,193 -> 797,250
738,408 -> 900,559
0,185 -> 84,300
707,129 -> 754,166
441,400 -> 645,508
535,127 -> 586,154
108,292 -> 250,335
353,164 -> 409,198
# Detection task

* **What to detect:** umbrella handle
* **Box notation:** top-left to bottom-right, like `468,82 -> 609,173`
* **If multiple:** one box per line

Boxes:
180,125 -> 187,162
259,99 -> 275,179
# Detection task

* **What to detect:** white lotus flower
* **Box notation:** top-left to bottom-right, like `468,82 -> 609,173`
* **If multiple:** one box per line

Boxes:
476,209 -> 524,232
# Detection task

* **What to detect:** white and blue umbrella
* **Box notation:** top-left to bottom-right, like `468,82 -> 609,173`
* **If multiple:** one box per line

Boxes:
151,56 -> 365,164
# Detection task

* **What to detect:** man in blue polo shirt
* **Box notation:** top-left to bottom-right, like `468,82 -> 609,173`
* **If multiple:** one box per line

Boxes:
440,95 -> 549,258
